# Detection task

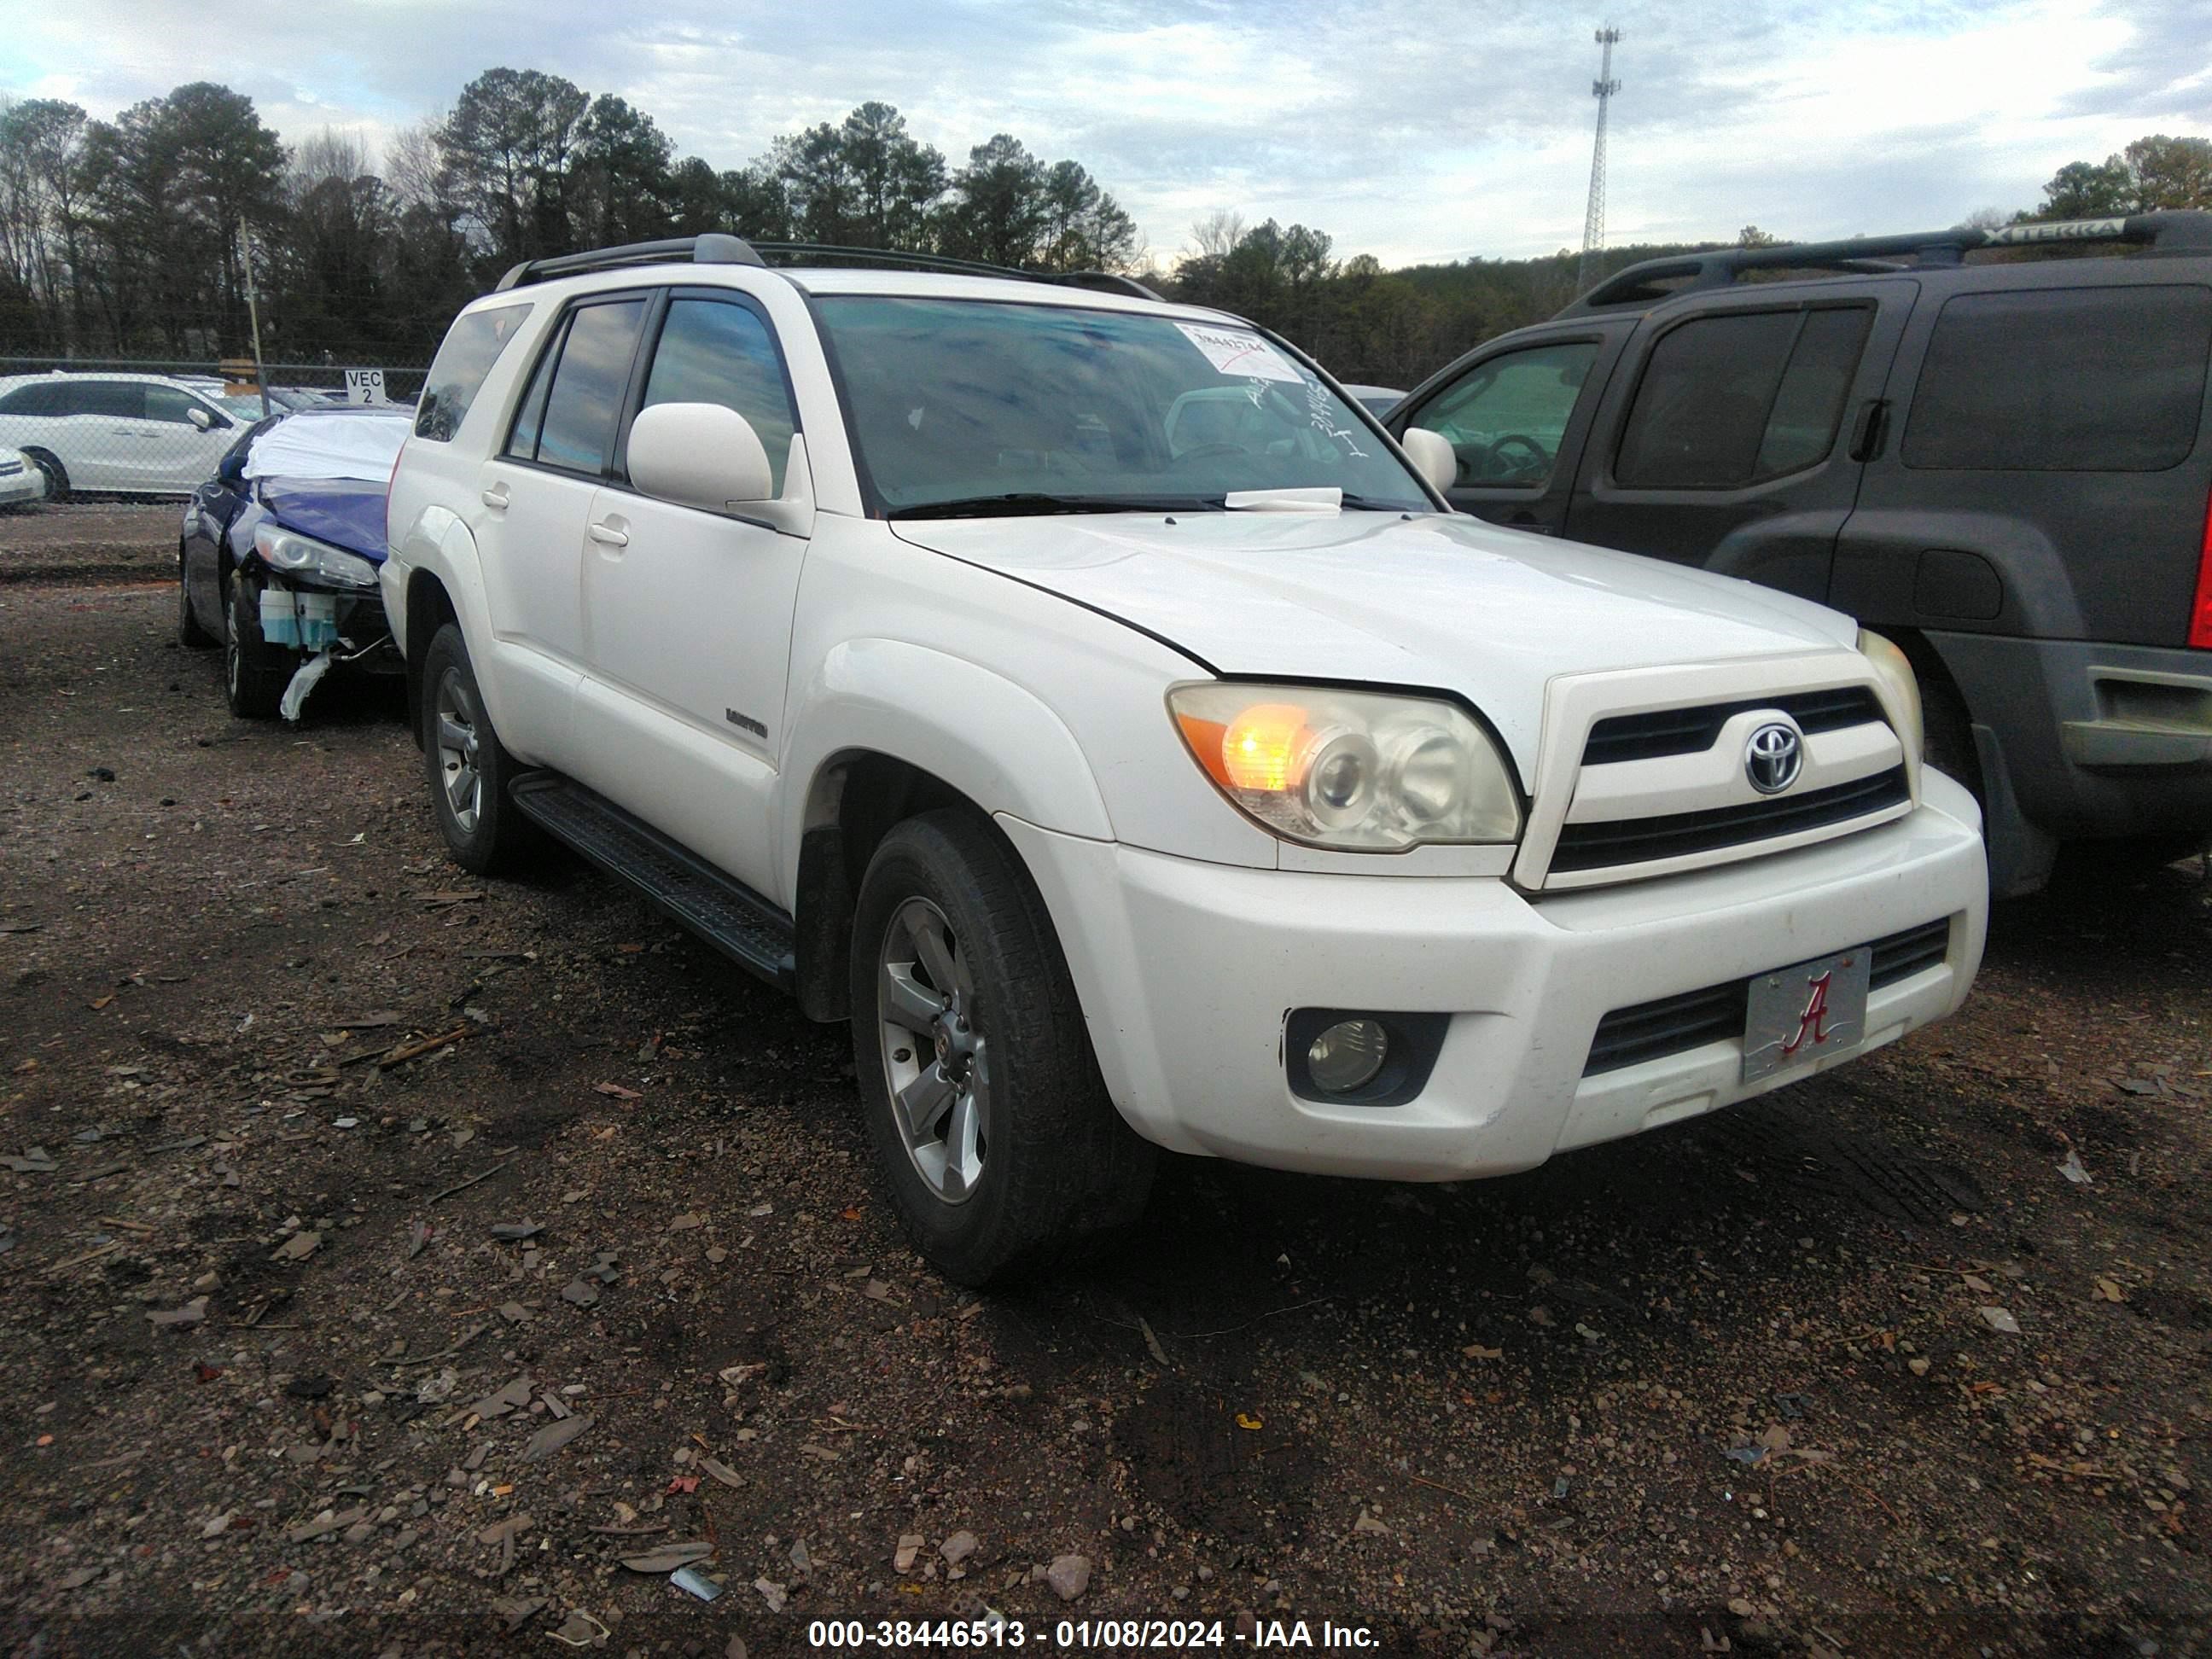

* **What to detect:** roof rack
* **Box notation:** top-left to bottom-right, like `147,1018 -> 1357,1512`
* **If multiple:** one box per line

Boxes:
1557,210 -> 2212,317
494,233 -> 765,291
749,242 -> 1161,300
491,232 -> 1164,301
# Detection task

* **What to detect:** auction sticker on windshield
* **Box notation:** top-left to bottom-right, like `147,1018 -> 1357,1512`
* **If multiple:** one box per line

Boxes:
1175,321 -> 1303,382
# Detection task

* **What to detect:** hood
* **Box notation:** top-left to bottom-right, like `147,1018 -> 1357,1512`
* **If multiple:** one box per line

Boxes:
892,509 -> 1857,772
256,477 -> 389,564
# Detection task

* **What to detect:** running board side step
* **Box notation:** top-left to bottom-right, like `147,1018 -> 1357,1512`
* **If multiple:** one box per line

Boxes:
509,772 -> 796,992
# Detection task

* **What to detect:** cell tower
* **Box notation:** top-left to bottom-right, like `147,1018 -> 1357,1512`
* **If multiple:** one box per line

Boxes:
1579,26 -> 1622,290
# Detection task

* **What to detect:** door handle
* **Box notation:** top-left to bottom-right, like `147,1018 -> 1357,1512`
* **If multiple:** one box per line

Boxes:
480,485 -> 509,509
588,521 -> 629,548
1847,398 -> 1890,463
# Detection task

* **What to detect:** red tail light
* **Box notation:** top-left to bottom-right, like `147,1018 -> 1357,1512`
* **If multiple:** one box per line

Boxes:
2193,488 -> 2212,649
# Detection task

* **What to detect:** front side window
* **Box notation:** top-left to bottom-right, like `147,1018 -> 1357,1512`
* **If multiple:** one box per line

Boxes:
1903,286 -> 2211,473
145,385 -> 212,426
637,298 -> 800,495
809,296 -> 1429,515
1410,341 -> 1598,488
1615,306 -> 1872,489
416,301 -> 533,443
526,299 -> 648,475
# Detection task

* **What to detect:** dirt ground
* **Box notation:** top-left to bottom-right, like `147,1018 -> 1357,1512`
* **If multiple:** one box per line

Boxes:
1,499 -> 2208,1658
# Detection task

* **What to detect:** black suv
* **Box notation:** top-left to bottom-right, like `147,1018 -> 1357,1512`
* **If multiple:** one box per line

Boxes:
1385,212 -> 2212,894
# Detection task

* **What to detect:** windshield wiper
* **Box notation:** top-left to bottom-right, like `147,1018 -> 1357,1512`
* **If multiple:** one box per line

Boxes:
889,492 -> 1207,521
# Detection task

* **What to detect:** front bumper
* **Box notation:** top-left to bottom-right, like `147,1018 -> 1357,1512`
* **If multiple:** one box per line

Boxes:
260,576 -> 398,668
0,466 -> 46,506
1003,768 -> 1988,1180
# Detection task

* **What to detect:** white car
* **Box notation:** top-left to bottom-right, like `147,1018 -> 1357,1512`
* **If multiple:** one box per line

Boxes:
0,371 -> 258,497
0,446 -> 47,508
384,236 -> 1988,1284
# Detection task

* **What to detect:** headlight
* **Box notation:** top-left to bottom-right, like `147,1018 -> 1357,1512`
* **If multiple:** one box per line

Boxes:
253,524 -> 379,590
1856,629 -> 1925,763
1168,682 -> 1522,849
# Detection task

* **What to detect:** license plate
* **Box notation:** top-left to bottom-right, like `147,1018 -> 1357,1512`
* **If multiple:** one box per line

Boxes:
1742,946 -> 1871,1084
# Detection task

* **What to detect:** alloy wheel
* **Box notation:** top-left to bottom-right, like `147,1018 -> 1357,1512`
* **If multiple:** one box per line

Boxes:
876,896 -> 989,1203
433,669 -> 485,835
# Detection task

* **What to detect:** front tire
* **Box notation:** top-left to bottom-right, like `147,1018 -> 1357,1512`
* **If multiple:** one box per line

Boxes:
24,450 -> 67,503
420,621 -> 540,876
849,809 -> 1155,1285
224,576 -> 290,718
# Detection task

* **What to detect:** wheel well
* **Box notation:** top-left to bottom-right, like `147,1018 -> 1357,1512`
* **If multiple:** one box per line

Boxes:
793,752 -> 972,1022
1887,627 -> 1982,797
404,573 -> 459,747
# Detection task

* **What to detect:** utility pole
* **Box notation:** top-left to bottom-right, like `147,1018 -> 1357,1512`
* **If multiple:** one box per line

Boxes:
240,221 -> 271,418
1579,26 -> 1622,292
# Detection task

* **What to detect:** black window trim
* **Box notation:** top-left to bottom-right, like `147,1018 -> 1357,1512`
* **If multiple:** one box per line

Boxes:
606,283 -> 806,494
1604,298 -> 1876,494
1399,330 -> 1611,494
498,288 -> 655,481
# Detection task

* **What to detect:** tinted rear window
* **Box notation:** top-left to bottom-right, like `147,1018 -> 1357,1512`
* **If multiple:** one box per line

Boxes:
1903,285 -> 2212,473
1615,305 -> 1871,489
415,302 -> 533,443
533,300 -> 647,474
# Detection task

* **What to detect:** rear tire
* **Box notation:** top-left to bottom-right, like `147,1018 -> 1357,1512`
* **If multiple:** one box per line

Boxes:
420,621 -> 541,876
178,549 -> 217,648
224,576 -> 290,719
848,808 -> 1155,1285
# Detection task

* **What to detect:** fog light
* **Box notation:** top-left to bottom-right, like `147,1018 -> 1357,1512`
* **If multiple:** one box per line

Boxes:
1307,1019 -> 1388,1094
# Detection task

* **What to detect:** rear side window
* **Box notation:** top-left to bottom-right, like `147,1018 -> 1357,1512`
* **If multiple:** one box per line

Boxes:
527,299 -> 648,474
415,302 -> 533,443
1409,341 -> 1598,488
1615,306 -> 1871,489
0,383 -> 67,416
637,298 -> 800,494
1903,286 -> 2212,473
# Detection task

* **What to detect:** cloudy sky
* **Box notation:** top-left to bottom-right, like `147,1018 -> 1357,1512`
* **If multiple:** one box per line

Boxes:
6,0 -> 2209,268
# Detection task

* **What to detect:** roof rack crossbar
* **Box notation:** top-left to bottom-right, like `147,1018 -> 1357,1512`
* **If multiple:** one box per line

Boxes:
494,233 -> 765,292
1559,210 -> 2212,316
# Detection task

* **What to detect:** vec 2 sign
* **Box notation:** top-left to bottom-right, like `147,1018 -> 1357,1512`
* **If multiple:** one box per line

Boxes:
344,369 -> 388,405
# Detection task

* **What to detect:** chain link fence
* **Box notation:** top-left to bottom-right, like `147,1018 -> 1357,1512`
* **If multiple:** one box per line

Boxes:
0,357 -> 430,500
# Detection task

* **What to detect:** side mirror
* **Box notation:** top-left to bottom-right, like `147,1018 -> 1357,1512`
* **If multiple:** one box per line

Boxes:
1400,427 -> 1457,497
627,402 -> 773,515
187,405 -> 214,432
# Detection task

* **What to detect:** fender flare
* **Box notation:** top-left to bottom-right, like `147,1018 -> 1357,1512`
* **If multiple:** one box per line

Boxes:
780,637 -> 1115,884
393,505 -> 515,732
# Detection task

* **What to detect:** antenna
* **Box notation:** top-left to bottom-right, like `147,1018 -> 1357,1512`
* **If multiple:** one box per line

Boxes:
1580,26 -> 1622,292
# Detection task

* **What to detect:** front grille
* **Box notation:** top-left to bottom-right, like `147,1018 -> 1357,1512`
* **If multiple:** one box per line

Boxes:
1582,916 -> 1958,1076
1551,765 -> 1909,875
1582,686 -> 1886,766
1868,918 -> 1950,987
1583,981 -> 1749,1075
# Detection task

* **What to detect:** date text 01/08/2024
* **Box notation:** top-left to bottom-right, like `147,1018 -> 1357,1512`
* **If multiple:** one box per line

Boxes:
805,1618 -> 1382,1649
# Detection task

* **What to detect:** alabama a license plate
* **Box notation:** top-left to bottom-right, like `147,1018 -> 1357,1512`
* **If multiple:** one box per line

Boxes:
1741,946 -> 1871,1084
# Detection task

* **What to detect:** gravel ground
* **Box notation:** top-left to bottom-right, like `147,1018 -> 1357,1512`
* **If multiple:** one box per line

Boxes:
1,500 -> 2208,1657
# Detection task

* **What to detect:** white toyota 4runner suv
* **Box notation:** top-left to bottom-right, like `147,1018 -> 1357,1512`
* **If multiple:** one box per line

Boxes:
384,235 -> 1988,1284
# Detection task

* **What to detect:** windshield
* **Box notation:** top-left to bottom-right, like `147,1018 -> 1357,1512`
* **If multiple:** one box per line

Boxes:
812,296 -> 1431,516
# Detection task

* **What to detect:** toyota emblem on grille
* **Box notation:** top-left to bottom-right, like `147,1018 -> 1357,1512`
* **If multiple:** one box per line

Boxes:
1744,722 -> 1804,795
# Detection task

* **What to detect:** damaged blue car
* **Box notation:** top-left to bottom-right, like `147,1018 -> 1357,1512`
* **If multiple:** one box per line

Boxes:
178,405 -> 412,719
